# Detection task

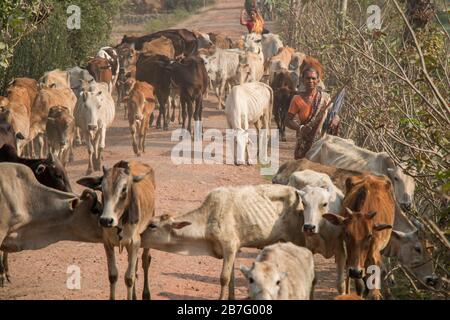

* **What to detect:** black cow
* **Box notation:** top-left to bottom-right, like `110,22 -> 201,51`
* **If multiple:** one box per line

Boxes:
271,71 -> 297,142
0,144 -> 72,193
168,56 -> 208,136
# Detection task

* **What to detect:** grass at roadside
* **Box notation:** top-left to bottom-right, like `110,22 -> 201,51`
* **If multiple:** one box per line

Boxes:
145,9 -> 191,33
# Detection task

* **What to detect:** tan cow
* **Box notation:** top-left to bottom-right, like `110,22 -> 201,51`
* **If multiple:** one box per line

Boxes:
30,87 -> 77,158
240,242 -> 316,300
141,36 -> 175,59
140,184 -> 305,300
127,81 -> 155,156
77,160 -> 156,300
7,78 -> 38,111
38,69 -> 71,89
267,46 -> 295,83
324,174 -> 396,300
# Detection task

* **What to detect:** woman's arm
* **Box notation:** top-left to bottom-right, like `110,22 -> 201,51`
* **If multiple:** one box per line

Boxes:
240,9 -> 247,25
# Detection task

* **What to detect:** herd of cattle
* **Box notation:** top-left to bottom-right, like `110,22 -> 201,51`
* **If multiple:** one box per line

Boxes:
0,27 -> 441,300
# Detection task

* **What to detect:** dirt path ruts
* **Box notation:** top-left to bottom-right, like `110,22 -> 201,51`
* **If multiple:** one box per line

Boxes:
0,0 -> 336,300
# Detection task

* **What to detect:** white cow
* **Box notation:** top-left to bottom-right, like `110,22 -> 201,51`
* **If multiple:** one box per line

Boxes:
225,82 -> 273,165
140,184 -> 306,300
237,51 -> 265,85
306,135 -> 416,210
74,82 -> 115,175
288,170 -> 347,293
201,48 -> 241,110
240,242 -> 315,300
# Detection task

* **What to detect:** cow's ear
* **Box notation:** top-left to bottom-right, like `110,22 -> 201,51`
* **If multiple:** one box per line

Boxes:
374,223 -> 392,231
171,221 -> 191,229
391,230 -> 407,240
132,173 -> 148,183
35,164 -> 46,175
323,213 -> 346,225
366,211 -> 377,219
76,176 -> 103,191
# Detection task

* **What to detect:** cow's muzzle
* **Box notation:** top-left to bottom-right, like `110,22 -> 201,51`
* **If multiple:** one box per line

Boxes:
424,275 -> 440,288
400,202 -> 412,211
88,124 -> 98,131
99,217 -> 115,228
303,224 -> 316,235
349,268 -> 363,279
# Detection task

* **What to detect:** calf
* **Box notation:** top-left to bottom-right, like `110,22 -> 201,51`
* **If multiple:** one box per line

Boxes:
0,97 -> 29,154
140,184 -> 305,300
323,173 -> 395,299
46,106 -> 75,167
208,32 -> 233,49
74,82 -> 115,175
240,242 -> 315,300
267,47 -> 295,82
77,160 -> 156,300
127,81 -> 156,156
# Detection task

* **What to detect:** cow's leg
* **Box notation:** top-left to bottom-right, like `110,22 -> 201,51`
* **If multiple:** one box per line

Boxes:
186,98 -> 194,135
37,134 -> 45,158
219,242 -> 239,300
140,117 -> 148,154
161,94 -> 169,131
142,248 -> 151,300
218,79 -> 226,110
335,240 -> 347,294
130,122 -> 139,156
180,96 -> 187,132
366,253 -> 383,300
103,243 -> 118,300
95,128 -> 106,171
155,94 -> 162,129
85,132 -> 94,175
125,239 -> 140,300
74,127 -> 82,146
3,253 -> 9,283
193,95 -> 203,141
0,252 -> 5,287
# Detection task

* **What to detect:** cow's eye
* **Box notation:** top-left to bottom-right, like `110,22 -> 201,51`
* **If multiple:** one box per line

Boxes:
249,277 -> 254,284
367,234 -> 373,240
322,203 -> 328,207
120,187 -> 127,196
415,247 -> 421,254
394,177 -> 399,181
276,280 -> 281,286
149,223 -> 157,229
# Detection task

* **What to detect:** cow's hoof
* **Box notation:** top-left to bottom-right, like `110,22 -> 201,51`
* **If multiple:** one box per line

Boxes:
142,292 -> 151,300
86,169 -> 93,176
93,160 -> 101,171
133,145 -> 139,155
171,115 -> 175,122
281,136 -> 287,142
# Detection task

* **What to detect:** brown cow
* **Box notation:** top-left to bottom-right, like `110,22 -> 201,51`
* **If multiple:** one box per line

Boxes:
323,173 -> 395,300
77,160 -> 156,300
46,106 -> 75,167
208,32 -> 233,49
87,57 -> 114,93
38,69 -> 71,89
121,29 -> 199,57
141,36 -> 175,59
127,81 -> 156,156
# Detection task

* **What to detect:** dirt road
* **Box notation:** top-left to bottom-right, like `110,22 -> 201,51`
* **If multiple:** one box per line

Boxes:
0,0 -> 337,300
